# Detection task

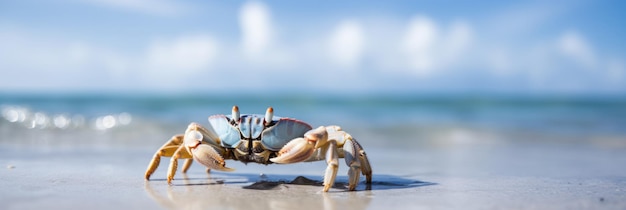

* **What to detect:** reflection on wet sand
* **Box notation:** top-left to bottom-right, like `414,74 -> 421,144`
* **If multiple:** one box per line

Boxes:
145,173 -> 433,210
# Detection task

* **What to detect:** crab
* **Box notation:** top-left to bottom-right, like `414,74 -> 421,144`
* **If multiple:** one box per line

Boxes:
144,106 -> 372,192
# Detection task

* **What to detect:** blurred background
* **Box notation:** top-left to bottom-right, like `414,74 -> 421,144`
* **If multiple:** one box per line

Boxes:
1,1 -> 626,209
1,0 -> 625,95
1,0 -> 625,179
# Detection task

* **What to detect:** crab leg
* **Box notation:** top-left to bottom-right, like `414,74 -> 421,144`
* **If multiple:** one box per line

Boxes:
167,145 -> 193,183
181,159 -> 193,173
328,125 -> 373,190
145,135 -> 184,180
343,138 -> 362,190
353,140 -> 372,183
323,140 -> 339,192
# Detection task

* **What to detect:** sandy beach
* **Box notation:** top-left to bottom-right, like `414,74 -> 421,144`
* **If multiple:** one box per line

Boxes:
2,139 -> 625,210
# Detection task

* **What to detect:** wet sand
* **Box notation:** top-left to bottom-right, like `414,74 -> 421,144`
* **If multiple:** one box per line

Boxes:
2,141 -> 625,210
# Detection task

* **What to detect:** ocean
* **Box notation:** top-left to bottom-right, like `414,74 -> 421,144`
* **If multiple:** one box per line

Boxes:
2,93 -> 625,149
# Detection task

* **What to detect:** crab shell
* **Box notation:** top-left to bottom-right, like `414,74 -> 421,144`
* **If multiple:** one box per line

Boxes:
207,113 -> 313,163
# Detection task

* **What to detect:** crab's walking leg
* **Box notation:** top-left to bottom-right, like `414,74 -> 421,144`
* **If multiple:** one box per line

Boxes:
182,159 -> 193,173
353,140 -> 372,183
145,135 -> 184,180
167,145 -> 193,184
328,125 -> 373,190
343,138 -> 362,190
323,140 -> 339,192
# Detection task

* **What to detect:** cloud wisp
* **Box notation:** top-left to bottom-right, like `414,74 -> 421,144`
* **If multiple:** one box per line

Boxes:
328,20 -> 365,69
144,35 -> 218,78
1,1 -> 624,94
79,0 -> 191,16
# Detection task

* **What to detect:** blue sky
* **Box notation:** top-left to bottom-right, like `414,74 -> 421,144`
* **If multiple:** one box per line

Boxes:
1,0 -> 625,95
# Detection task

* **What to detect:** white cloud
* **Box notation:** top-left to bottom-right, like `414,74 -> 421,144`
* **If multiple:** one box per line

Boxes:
0,26 -> 221,91
1,1 -> 623,94
0,29 -> 92,73
399,16 -> 473,77
485,48 -> 514,76
607,59 -> 625,84
0,28 -> 128,91
81,0 -> 190,16
328,20 -> 365,69
558,31 -> 596,68
239,1 -> 273,57
102,53 -> 130,79
443,21 -> 472,62
145,35 -> 218,76
67,42 -> 92,63
233,1 -> 296,71
485,3 -> 565,38
402,16 -> 439,75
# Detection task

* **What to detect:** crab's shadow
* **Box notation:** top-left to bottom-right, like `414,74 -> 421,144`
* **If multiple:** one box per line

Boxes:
169,172 -> 435,191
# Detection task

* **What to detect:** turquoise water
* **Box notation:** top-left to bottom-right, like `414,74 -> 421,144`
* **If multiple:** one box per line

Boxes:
1,93 -> 626,148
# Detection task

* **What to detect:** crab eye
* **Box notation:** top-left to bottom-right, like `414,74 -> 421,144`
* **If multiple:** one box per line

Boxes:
232,106 -> 240,122
264,107 -> 273,125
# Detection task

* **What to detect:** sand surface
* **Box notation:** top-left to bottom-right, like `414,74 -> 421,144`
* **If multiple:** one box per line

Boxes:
2,142 -> 625,210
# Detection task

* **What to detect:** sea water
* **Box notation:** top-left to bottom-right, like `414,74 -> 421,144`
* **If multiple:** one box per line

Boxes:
2,93 -> 625,150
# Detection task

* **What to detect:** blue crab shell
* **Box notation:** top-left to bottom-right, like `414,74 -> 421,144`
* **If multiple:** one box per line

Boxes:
208,114 -> 312,151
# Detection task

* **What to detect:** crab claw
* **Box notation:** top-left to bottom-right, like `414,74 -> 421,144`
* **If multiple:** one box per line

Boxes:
191,144 -> 234,172
184,129 -> 204,148
270,126 -> 328,164
270,137 -> 314,163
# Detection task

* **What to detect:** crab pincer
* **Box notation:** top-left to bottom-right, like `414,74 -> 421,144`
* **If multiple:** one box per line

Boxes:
190,144 -> 234,172
184,125 -> 234,172
271,126 -> 341,191
270,126 -> 328,163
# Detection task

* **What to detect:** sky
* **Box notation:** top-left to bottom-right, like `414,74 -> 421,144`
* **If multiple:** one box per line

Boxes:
1,0 -> 625,95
